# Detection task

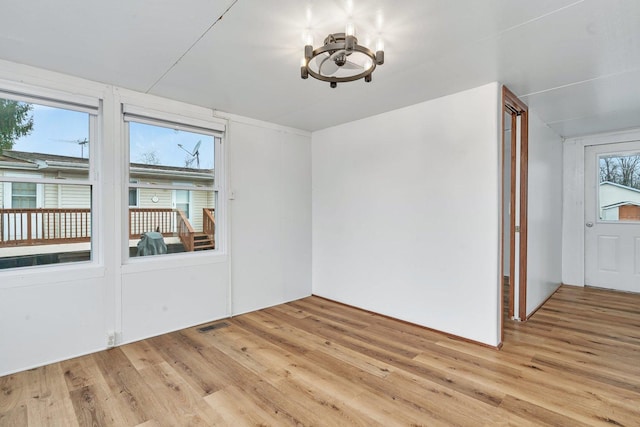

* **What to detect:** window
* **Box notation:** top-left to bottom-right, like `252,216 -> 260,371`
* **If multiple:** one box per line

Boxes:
129,179 -> 139,207
11,182 -> 37,208
124,109 -> 222,258
599,152 -> 640,221
0,94 -> 97,270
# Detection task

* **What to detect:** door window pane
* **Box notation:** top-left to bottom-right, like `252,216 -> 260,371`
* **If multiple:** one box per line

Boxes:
174,189 -> 190,219
599,153 -> 640,221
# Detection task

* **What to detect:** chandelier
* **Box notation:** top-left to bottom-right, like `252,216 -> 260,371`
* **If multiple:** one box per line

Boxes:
300,24 -> 384,88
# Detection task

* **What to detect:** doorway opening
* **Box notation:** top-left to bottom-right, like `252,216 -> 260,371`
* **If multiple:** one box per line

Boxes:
501,86 -> 529,342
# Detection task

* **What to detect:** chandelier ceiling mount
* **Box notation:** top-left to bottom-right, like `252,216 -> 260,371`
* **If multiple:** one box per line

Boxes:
301,24 -> 384,88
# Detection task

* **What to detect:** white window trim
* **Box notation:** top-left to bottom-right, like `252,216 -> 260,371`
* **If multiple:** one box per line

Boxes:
0,84 -> 99,113
0,90 -> 99,272
123,106 -> 226,265
2,172 -> 43,208
123,104 -> 225,133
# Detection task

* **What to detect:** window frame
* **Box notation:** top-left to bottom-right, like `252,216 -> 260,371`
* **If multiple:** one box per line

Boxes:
597,151 -> 640,223
0,91 -> 99,270
2,172 -> 44,209
123,106 -> 225,263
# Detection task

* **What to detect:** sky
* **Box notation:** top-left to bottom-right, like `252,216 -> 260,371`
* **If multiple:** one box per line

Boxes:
11,102 -> 215,170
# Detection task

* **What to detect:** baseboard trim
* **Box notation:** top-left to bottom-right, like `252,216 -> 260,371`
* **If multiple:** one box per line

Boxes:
524,283 -> 562,321
310,294 -> 501,350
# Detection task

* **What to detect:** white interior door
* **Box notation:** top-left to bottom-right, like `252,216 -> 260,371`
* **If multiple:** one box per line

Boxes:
585,141 -> 640,293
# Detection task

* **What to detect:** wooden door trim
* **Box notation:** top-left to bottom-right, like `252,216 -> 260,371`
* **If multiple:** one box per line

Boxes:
519,110 -> 529,320
509,113 -> 517,320
501,85 -> 529,333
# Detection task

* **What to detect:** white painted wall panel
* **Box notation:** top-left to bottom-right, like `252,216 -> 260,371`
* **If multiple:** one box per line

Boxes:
280,133 -> 313,302
228,120 -> 312,315
562,139 -> 585,286
312,83 -> 501,346
525,111 -> 563,316
0,276 -> 106,374
120,259 -> 229,343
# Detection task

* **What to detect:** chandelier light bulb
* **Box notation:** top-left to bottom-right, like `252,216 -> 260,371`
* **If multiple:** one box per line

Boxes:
345,22 -> 356,37
303,31 -> 313,47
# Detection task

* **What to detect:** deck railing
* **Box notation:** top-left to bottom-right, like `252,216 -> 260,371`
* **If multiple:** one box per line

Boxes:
1,207 -> 213,249
203,208 -> 215,248
177,210 -> 195,252
129,208 -> 177,239
1,208 -> 91,247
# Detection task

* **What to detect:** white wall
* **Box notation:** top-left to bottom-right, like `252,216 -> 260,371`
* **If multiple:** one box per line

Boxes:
562,128 -> 640,286
525,111 -> 563,316
226,117 -> 312,315
0,60 -> 312,375
312,83 -> 502,346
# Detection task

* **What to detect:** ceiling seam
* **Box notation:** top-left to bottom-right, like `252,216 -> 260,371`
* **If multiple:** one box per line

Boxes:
145,0 -> 240,93
519,67 -> 640,98
544,108 -> 637,125
491,0 -> 585,40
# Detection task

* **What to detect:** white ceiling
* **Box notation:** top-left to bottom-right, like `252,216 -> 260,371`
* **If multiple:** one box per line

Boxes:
1,0 -> 639,136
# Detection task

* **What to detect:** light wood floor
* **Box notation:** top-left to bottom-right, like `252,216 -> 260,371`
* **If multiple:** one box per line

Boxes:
1,285 -> 639,426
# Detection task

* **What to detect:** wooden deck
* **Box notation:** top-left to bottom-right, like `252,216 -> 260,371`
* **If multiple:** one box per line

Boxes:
1,285 -> 639,426
1,207 -> 214,252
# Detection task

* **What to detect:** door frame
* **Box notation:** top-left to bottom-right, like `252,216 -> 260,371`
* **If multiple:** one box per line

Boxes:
501,86 -> 529,341
172,186 -> 193,221
584,140 -> 640,292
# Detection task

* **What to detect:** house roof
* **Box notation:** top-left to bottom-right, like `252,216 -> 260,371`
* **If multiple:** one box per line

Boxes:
600,181 -> 640,194
602,201 -> 640,210
0,150 -> 213,179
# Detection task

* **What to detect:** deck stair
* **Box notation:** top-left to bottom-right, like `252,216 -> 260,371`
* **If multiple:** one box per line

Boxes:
193,232 -> 214,251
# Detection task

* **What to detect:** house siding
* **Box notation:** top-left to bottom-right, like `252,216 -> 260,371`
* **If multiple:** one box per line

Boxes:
43,183 -> 59,207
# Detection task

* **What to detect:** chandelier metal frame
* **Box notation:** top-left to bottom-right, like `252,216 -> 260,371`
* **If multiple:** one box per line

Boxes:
301,32 -> 384,88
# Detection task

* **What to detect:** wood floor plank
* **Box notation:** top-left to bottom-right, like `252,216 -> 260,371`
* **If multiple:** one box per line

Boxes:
120,340 -> 166,371
137,362 -> 225,425
91,348 -> 173,426
2,285 -> 639,426
69,382 -> 126,427
0,403 -> 27,427
60,354 -> 105,392
0,373 -> 25,413
23,364 -> 78,427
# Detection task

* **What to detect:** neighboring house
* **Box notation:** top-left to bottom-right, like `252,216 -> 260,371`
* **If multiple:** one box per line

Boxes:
599,181 -> 640,221
0,150 -> 215,249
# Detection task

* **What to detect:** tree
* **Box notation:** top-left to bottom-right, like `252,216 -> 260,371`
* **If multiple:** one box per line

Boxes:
618,155 -> 640,188
0,99 -> 34,151
139,150 -> 160,165
600,157 -> 619,183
